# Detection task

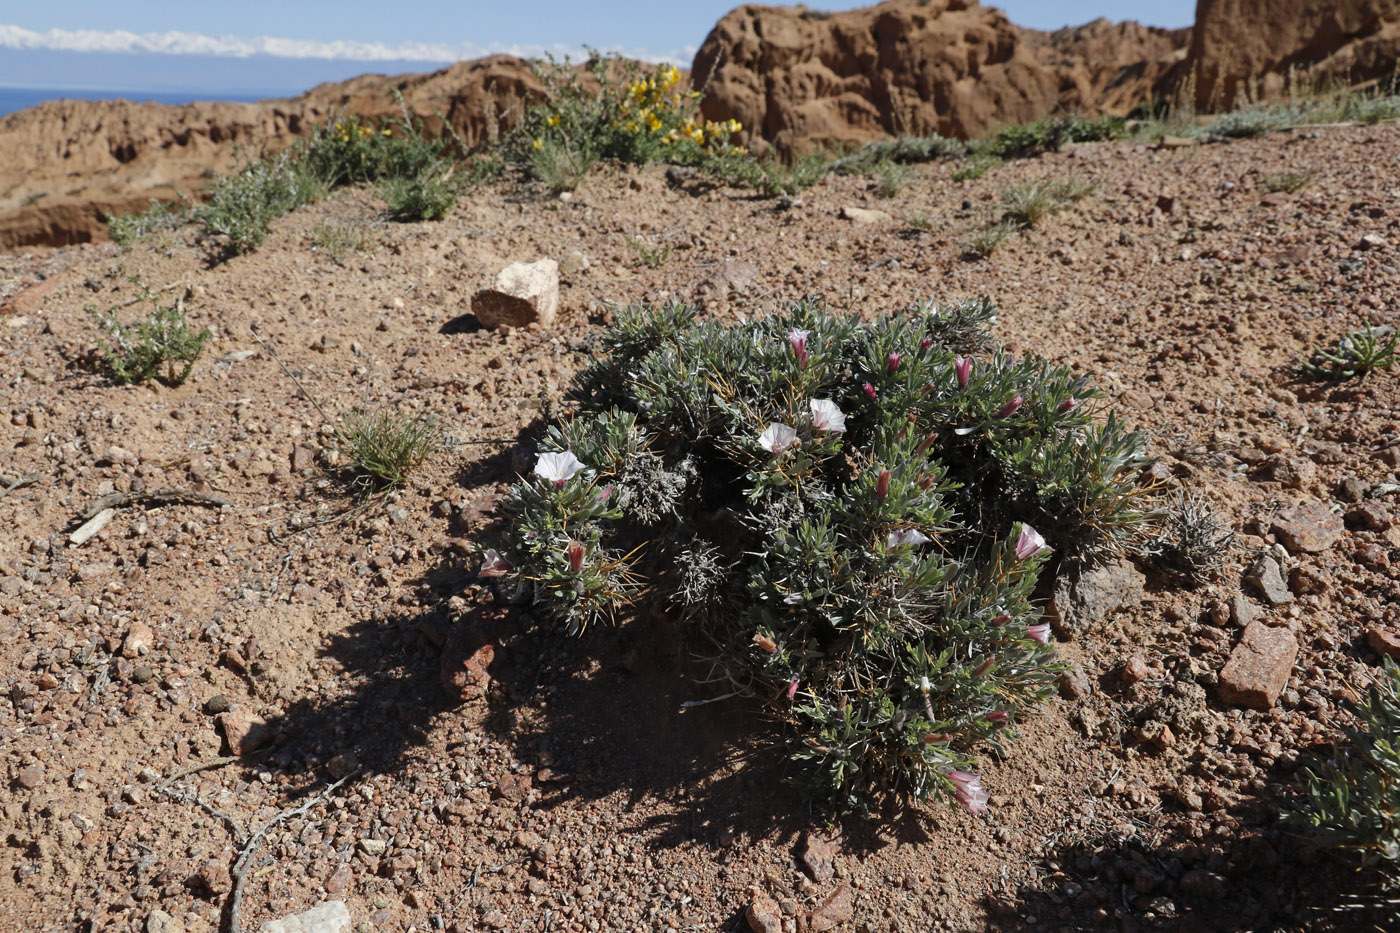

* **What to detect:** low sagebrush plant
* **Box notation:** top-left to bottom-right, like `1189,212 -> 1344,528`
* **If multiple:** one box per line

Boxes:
337,408 -> 444,488
201,155 -> 328,257
380,165 -> 464,222
92,286 -> 210,386
107,197 -> 189,246
488,296 -> 1154,813
1287,659 -> 1400,871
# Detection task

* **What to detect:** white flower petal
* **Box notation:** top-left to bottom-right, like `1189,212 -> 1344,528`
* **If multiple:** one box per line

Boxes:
809,398 -> 846,433
758,423 -> 798,453
534,450 -> 586,483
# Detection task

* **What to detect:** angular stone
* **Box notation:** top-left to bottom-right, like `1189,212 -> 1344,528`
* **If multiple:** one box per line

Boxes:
1366,626 -> 1400,662
259,901 -> 351,933
218,708 -> 273,756
1271,504 -> 1344,553
291,445 -> 317,472
146,910 -> 184,933
807,882 -> 855,932
1219,621 -> 1298,709
122,622 -> 155,659
472,259 -> 559,329
441,635 -> 494,705
558,250 -> 589,276
1244,555 -> 1293,606
1056,662 -> 1093,700
746,893 -> 783,933
1047,558 -> 1146,639
800,829 -> 840,882
1228,594 -> 1259,627
839,205 -> 890,224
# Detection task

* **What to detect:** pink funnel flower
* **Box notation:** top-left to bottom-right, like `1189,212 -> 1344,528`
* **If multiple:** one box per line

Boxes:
566,541 -> 585,573
479,549 -> 512,577
875,469 -> 890,499
1059,396 -> 1079,413
595,485 -> 613,506
886,528 -> 931,548
954,355 -> 972,388
1026,623 -> 1051,644
809,399 -> 847,433
787,328 -> 811,368
948,771 -> 989,814
1013,523 -> 1051,561
534,451 -> 586,486
786,679 -> 800,699
863,382 -> 878,401
758,422 -> 799,454
998,395 -> 1024,418
887,352 -> 902,373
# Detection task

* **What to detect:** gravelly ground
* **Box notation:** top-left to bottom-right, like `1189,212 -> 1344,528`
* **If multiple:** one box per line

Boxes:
2,122 -> 1399,933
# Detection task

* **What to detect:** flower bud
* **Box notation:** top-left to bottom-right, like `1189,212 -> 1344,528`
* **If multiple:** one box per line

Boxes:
786,679 -> 800,699
566,541 -> 585,573
985,710 -> 1009,724
1026,623 -> 1051,644
972,655 -> 996,678
876,469 -> 890,499
954,355 -> 972,388
887,352 -> 902,373
863,382 -> 878,401
753,632 -> 778,654
1059,396 -> 1079,413
998,395 -> 1023,418
919,336 -> 933,354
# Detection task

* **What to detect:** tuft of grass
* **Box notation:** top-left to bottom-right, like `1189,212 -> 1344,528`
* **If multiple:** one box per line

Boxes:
951,154 -> 1001,181
628,238 -> 672,268
1000,177 -> 1093,228
91,282 -> 211,386
529,136 -> 597,193
107,198 -> 190,246
336,408 -> 445,488
1148,488 -> 1233,584
873,159 -> 915,198
313,222 -> 371,262
904,210 -> 933,233
964,221 -> 1019,259
380,165 -> 464,221
1263,171 -> 1312,193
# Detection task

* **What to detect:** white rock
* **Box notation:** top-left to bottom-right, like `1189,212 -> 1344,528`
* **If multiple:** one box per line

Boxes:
69,508 -> 116,546
259,901 -> 350,933
839,205 -> 891,224
472,259 -> 560,329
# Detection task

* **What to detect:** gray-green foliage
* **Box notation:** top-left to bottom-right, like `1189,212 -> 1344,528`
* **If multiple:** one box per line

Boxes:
492,296 -> 1154,812
106,198 -> 190,246
1304,323 -> 1398,380
201,155 -> 329,257
1288,659 -> 1400,871
92,284 -> 210,386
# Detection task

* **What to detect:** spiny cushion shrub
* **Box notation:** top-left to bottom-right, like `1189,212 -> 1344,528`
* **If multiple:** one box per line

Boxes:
1287,659 -> 1400,871
488,296 -> 1154,812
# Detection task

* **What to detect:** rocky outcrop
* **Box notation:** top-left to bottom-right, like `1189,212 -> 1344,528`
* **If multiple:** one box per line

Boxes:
692,0 -> 1085,155
0,55 -> 546,251
1182,0 -> 1400,110
1030,18 -> 1192,114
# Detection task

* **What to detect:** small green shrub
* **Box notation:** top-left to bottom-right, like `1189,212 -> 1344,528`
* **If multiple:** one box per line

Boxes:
336,408 -> 445,488
380,164 -> 464,221
1263,171 -> 1312,193
1202,108 -> 1294,138
965,222 -> 1019,258
301,111 -> 449,187
904,211 -> 933,233
313,222 -> 371,261
91,284 -> 210,386
1304,323 -> 1398,380
107,198 -> 189,246
528,135 -> 597,193
490,296 -> 1153,812
1000,178 -> 1093,228
629,238 -> 672,268
691,150 -> 830,198
873,159 -> 915,197
1287,658 -> 1400,871
201,155 -> 328,257
984,115 -> 1125,159
831,134 -> 966,175
951,154 -> 1002,181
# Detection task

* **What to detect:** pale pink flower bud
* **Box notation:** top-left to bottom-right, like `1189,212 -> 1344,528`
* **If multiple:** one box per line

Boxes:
479,549 -> 512,577
919,337 -> 933,354
566,541 -> 585,573
1059,396 -> 1079,413
954,355 -> 972,388
948,771 -> 989,814
991,613 -> 1012,626
998,395 -> 1023,418
886,528 -> 931,548
863,382 -> 878,401
786,679 -> 799,699
875,469 -> 890,499
986,710 -> 1009,724
972,655 -> 996,678
595,485 -> 613,506
1013,523 -> 1051,561
887,352 -> 902,373
787,328 -> 811,368
1026,623 -> 1051,644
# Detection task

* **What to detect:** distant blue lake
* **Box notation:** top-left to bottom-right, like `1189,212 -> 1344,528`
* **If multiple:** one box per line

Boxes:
0,86 -> 292,118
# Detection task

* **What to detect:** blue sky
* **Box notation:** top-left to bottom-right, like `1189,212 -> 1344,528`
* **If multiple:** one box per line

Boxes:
2,2 -> 1196,63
